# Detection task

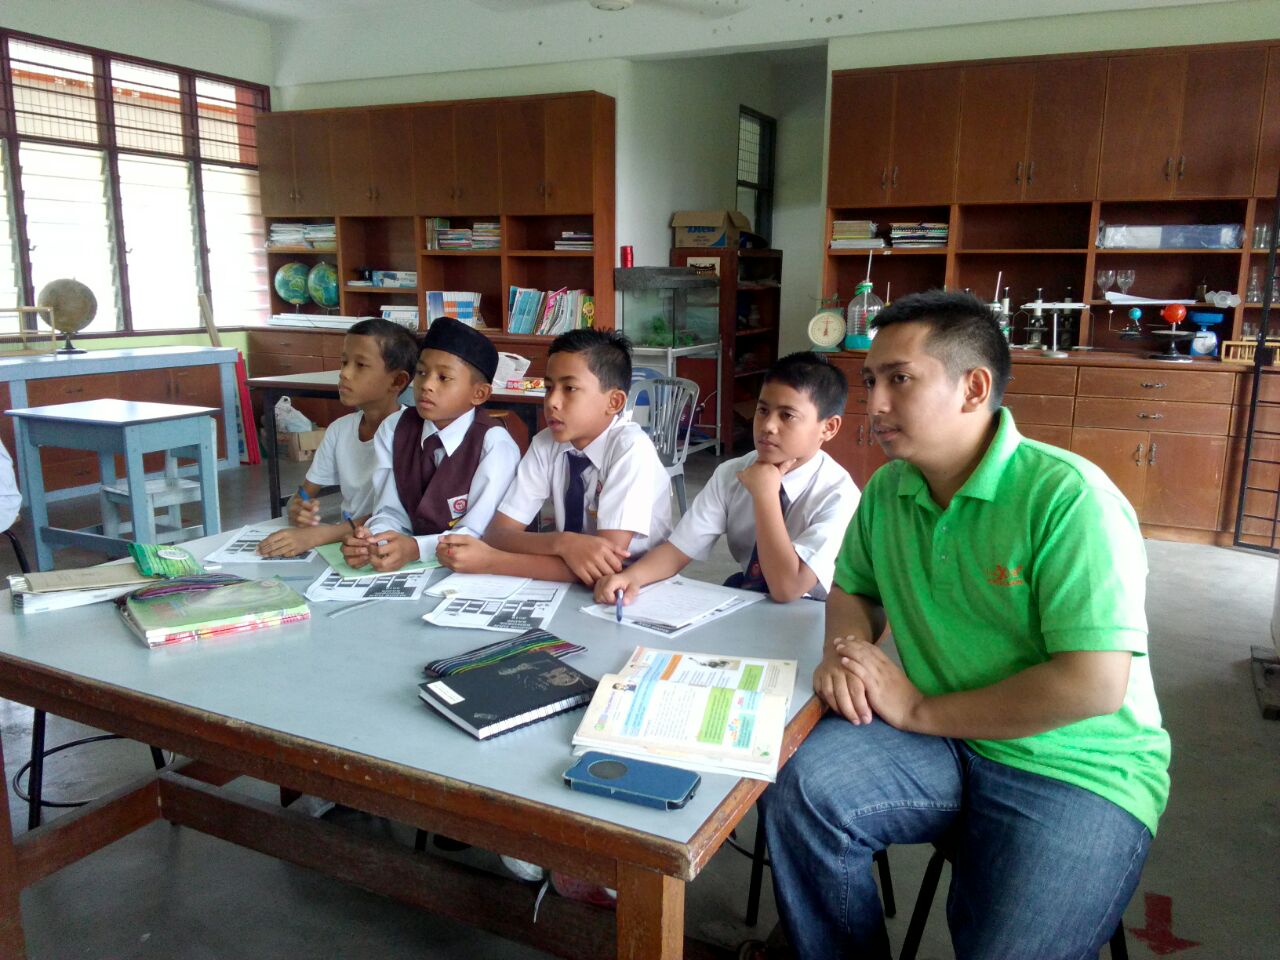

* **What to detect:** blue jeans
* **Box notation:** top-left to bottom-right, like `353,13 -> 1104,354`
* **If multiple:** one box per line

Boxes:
763,717 -> 1151,960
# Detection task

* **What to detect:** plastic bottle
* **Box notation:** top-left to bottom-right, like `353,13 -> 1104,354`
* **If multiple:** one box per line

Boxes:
844,280 -> 883,350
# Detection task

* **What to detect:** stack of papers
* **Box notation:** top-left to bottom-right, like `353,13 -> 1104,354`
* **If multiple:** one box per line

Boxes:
426,291 -> 483,327
424,581 -> 568,632
831,220 -> 883,249
8,565 -> 158,614
889,222 -> 948,248
554,231 -> 593,252
204,525 -> 317,564
580,575 -> 764,638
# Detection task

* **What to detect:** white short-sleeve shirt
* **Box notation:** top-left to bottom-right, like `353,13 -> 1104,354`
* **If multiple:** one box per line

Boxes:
497,413 -> 672,556
366,407 -> 521,561
667,449 -> 860,599
305,408 -> 403,518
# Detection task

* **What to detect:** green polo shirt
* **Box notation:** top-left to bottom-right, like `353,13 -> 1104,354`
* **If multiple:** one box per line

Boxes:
834,408 -> 1171,834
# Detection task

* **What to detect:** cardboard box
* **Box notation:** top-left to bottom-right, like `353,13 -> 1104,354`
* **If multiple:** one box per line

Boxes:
277,428 -> 326,462
671,210 -> 751,248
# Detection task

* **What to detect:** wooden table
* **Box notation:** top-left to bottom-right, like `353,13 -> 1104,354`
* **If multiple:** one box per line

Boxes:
247,370 -> 544,517
5,400 -> 222,570
0,528 -> 824,959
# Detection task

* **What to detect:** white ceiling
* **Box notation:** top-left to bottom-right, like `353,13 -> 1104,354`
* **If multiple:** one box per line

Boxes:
189,0 -> 1242,88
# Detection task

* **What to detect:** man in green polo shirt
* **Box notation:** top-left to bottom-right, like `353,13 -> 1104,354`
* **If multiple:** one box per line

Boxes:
761,291 -> 1170,960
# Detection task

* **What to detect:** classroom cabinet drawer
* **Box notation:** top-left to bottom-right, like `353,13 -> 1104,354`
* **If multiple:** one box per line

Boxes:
1074,397 -> 1230,435
247,353 -> 326,378
1006,363 -> 1077,396
1019,424 -> 1073,448
247,330 -> 327,357
321,332 -> 347,359
25,374 -> 120,406
1077,367 -> 1235,403
1004,394 -> 1074,425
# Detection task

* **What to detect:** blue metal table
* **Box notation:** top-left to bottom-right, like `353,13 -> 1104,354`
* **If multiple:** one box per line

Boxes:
6,399 -> 222,570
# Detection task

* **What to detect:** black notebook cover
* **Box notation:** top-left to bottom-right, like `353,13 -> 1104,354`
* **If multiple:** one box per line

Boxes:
417,651 -> 597,740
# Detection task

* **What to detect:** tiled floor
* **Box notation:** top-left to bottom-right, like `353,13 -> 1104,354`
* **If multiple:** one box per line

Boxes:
1,448 -> 1278,958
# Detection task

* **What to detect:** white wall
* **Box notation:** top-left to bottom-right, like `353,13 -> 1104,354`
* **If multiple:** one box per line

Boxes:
771,54 -> 829,355
2,0 -> 273,86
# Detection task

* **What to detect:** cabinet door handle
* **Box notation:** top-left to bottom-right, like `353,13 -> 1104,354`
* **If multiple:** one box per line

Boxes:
891,165 -> 899,188
1015,161 -> 1022,184
1134,442 -> 1144,465
1137,412 -> 1164,420
1148,440 -> 1158,466
1027,160 -> 1035,184
1177,155 -> 1186,180
1140,382 -> 1166,389
373,186 -> 380,200
857,423 -> 865,445
1164,157 -> 1173,181
456,186 -> 462,200
366,186 -> 373,200
880,168 -> 887,190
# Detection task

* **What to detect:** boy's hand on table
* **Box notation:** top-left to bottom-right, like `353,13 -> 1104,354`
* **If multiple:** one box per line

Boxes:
836,638 -> 924,731
437,534 -> 493,572
288,496 -> 321,528
257,526 -> 320,558
341,525 -> 373,567
594,571 -> 639,605
814,636 -> 874,725
558,532 -> 629,585
737,458 -> 796,502
367,531 -> 418,572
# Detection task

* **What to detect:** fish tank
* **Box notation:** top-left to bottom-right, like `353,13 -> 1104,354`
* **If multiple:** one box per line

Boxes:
614,267 -> 720,348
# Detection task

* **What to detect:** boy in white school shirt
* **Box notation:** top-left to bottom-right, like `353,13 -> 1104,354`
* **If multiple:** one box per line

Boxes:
596,352 -> 859,605
257,318 -> 418,558
437,328 -> 672,585
343,317 -> 521,572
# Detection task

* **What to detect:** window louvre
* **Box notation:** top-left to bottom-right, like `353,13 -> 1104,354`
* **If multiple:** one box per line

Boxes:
201,164 -> 268,327
19,141 -> 122,333
118,153 -> 202,330
197,78 -> 262,166
110,60 -> 188,157
0,142 -> 24,332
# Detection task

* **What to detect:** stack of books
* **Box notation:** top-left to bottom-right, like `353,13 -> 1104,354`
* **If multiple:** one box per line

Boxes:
507,286 -> 594,335
423,217 -> 450,250
267,222 -> 336,251
830,220 -> 883,249
426,291 -> 483,327
889,222 -> 949,248
118,576 -> 310,648
472,222 -> 501,250
553,231 -> 594,252
379,305 -> 419,331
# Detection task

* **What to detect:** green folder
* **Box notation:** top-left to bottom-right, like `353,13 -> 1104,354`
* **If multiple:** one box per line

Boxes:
315,542 -> 440,579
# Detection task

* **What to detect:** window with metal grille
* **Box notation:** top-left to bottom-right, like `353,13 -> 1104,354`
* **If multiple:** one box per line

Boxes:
737,106 -> 776,243
0,29 -> 268,336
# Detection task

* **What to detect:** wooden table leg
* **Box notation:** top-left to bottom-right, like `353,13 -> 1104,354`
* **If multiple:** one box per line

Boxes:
0,718 -> 30,958
616,862 -> 684,960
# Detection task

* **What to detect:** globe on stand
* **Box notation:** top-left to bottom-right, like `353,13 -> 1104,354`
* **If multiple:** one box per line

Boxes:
273,262 -> 311,313
36,279 -> 97,355
307,261 -> 339,310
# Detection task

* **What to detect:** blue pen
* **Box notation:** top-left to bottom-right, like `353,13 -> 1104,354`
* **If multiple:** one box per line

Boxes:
615,588 -> 624,623
296,486 -> 311,503
342,510 -> 357,534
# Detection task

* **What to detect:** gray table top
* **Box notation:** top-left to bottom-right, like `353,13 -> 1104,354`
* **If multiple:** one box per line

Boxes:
0,525 -> 826,844
0,346 -> 237,381
6,399 -> 220,425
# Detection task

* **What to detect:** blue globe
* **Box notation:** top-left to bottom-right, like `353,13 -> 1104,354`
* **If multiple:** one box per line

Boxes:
307,261 -> 339,309
273,262 -> 310,306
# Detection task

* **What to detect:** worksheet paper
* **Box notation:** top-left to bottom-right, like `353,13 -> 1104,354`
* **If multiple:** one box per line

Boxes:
579,576 -> 764,638
305,567 -> 430,602
204,525 -> 316,564
423,582 -> 568,632
425,573 -> 530,599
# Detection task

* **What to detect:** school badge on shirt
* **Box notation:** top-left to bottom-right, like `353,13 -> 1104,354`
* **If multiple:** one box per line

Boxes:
447,494 -> 468,528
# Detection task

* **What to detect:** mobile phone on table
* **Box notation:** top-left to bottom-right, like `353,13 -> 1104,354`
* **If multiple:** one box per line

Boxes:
563,751 -> 700,810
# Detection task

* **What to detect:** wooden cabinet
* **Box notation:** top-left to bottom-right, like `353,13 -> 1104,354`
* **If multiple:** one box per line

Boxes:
827,67 -> 960,205
329,109 -> 415,216
954,60 -> 1109,203
1071,426 -> 1226,530
499,96 -> 595,214
1255,46 -> 1280,197
411,102 -> 501,215
256,112 -> 335,216
828,72 -> 895,208
1099,48 -> 1266,199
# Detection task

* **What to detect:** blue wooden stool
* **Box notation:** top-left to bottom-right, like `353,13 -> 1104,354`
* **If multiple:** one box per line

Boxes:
5,399 -> 222,571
